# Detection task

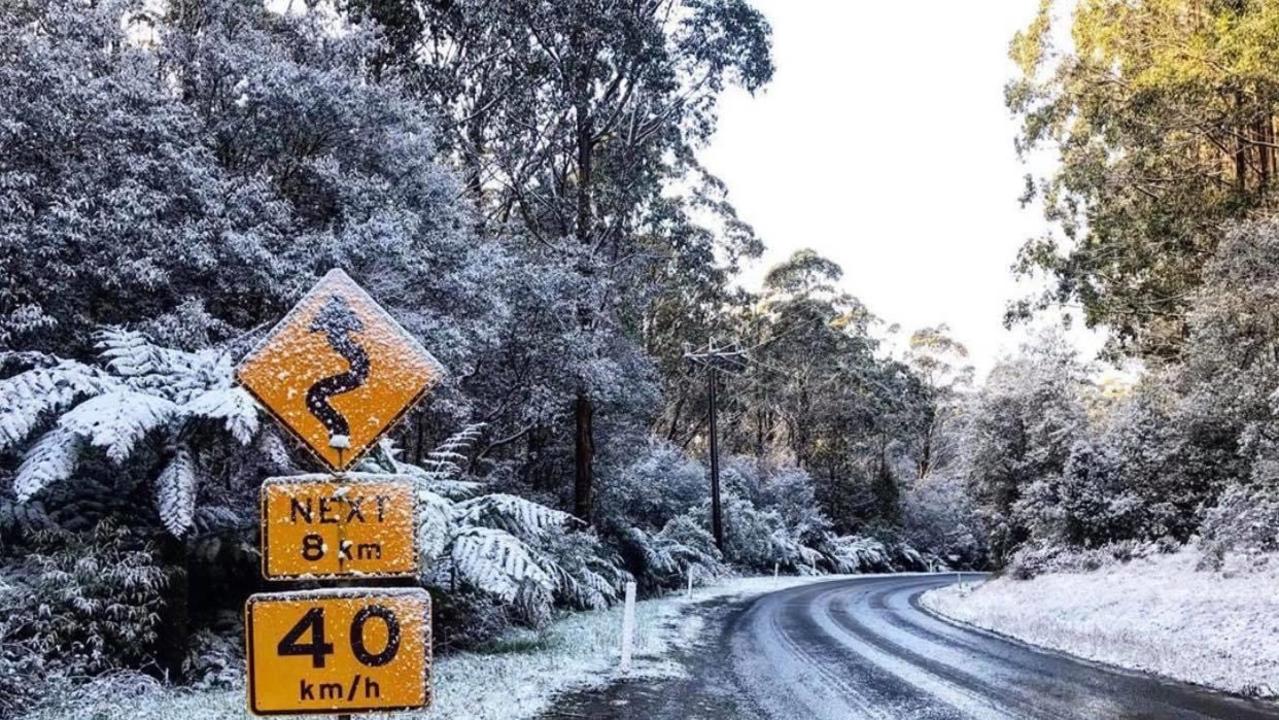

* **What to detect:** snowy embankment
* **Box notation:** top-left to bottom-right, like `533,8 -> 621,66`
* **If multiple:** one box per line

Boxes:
922,549 -> 1279,697
32,575 -> 845,720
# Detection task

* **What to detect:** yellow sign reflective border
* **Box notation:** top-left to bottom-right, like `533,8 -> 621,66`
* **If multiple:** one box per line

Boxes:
245,588 -> 431,715
260,474 -> 419,580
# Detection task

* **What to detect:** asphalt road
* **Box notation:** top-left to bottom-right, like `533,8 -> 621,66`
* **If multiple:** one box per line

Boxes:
543,575 -> 1279,720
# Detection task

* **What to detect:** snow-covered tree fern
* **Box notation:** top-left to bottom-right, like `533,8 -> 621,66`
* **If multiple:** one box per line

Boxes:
356,425 -> 627,619
2,330 -> 260,536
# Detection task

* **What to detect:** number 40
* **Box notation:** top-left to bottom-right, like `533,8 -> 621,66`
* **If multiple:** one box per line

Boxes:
278,605 -> 401,668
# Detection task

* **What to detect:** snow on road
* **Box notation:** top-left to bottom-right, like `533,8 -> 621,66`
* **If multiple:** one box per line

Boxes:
922,549 -> 1279,699
548,574 -> 1279,720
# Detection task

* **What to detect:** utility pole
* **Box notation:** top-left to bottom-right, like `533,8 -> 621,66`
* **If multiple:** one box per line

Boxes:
684,339 -> 747,551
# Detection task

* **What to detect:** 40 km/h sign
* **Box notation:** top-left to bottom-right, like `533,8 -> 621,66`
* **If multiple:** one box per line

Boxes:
236,269 -> 444,471
261,475 -> 419,580
245,588 -> 432,715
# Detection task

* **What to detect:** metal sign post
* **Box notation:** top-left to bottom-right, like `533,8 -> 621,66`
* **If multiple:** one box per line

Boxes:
237,269 -> 444,717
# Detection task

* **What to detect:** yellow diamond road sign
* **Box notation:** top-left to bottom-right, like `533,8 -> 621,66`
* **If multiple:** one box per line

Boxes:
236,269 -> 443,471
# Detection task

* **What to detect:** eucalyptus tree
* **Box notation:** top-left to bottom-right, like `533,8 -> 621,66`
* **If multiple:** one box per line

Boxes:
1008,0 -> 1279,359
341,0 -> 774,521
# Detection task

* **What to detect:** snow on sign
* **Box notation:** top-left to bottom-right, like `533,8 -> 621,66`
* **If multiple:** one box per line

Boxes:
261,474 -> 418,580
245,588 -> 432,715
236,269 -> 444,471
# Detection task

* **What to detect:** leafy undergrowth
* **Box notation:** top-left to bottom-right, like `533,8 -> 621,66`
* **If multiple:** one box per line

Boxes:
922,549 -> 1279,698
27,574 -> 845,720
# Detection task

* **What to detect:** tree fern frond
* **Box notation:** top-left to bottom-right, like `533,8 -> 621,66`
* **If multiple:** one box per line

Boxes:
184,387 -> 259,444
255,429 -> 295,473
421,422 -> 486,476
58,391 -> 178,463
449,527 -> 555,602
451,493 -> 574,539
155,444 -> 198,537
14,428 -> 83,501
415,489 -> 453,568
0,360 -> 118,451
95,328 -> 222,401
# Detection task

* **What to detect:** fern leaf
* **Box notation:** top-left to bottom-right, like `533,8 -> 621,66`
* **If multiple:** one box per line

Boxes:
155,444 -> 197,537
421,422 -> 486,476
449,527 -> 555,602
415,489 -> 453,568
95,328 -> 221,401
184,387 -> 259,444
451,493 -> 574,539
58,391 -> 178,463
255,429 -> 295,472
0,359 -> 118,450
14,428 -> 83,501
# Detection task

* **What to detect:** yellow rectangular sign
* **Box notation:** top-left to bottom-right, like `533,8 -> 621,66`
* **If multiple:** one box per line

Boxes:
245,588 -> 432,715
261,475 -> 418,580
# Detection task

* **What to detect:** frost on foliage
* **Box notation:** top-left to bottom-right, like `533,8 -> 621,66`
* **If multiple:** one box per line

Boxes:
14,428 -> 83,502
822,534 -> 892,574
57,390 -> 178,463
0,358 -> 118,451
415,488 -> 453,567
373,437 -> 488,498
420,422 -> 485,477
627,515 -> 722,583
452,493 -> 574,538
155,444 -> 198,537
450,527 -> 556,603
96,328 -> 226,402
185,387 -> 259,444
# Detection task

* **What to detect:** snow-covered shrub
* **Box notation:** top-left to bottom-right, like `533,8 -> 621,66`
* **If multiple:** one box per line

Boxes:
0,522 -> 168,710
182,626 -> 243,691
597,442 -> 708,530
1199,483 -> 1279,569
538,527 -> 630,611
1005,539 -> 1170,580
901,473 -> 986,568
714,494 -> 822,573
430,588 -> 517,653
619,515 -> 723,593
817,534 -> 893,573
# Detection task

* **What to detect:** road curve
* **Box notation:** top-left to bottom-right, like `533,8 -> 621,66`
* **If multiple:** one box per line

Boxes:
545,574 -> 1279,720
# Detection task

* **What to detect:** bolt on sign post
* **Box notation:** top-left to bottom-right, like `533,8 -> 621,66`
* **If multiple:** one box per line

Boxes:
260,475 -> 419,580
245,588 -> 431,715
236,269 -> 444,472
237,269 -> 444,717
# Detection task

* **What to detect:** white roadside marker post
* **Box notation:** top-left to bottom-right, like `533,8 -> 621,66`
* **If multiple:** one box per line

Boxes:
619,581 -> 637,675
773,562 -> 779,585
686,566 -> 694,599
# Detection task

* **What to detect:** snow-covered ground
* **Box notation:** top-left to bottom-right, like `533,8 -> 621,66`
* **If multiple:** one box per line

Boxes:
30,575 -> 848,720
922,549 -> 1279,697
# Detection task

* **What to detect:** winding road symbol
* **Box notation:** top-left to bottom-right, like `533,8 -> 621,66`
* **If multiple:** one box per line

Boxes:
235,268 -> 442,471
305,295 -> 371,446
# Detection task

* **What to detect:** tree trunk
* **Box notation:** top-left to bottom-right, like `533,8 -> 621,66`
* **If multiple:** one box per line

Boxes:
573,390 -> 594,521
157,534 -> 190,682
569,30 -> 597,525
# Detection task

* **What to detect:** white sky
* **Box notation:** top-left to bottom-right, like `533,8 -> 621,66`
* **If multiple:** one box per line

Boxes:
700,1 -> 1106,379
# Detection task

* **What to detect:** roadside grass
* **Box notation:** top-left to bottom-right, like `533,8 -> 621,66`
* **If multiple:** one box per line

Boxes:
922,549 -> 1279,698
28,575 -> 846,720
